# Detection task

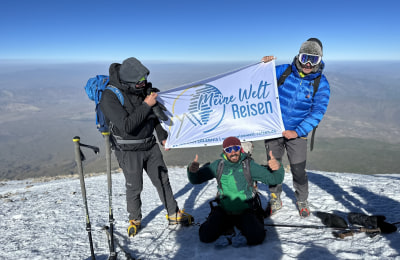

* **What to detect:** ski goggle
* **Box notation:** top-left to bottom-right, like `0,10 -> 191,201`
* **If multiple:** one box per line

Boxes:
298,53 -> 322,66
224,145 -> 241,153
136,76 -> 147,85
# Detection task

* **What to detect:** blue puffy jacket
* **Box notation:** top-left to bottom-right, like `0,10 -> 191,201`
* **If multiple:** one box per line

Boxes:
276,60 -> 330,137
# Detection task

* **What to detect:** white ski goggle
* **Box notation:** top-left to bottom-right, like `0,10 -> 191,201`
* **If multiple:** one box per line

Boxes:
298,53 -> 322,66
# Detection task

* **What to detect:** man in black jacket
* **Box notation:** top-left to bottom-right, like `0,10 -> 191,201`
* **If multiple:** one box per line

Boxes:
100,57 -> 193,237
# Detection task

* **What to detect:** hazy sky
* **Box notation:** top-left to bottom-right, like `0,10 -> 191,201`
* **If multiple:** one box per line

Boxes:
1,0 -> 399,62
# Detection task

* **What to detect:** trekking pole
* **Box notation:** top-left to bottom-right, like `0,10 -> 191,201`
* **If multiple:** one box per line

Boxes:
73,136 -> 99,260
103,226 -> 135,260
265,223 -> 339,230
102,132 -> 117,260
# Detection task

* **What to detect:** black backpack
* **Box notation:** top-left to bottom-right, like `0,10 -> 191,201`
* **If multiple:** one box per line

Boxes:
277,66 -> 321,151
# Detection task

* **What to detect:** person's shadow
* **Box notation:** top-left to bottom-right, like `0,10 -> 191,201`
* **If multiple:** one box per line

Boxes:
351,185 -> 400,255
308,171 -> 400,256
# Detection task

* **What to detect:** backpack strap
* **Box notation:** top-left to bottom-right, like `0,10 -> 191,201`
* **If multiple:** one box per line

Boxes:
105,85 -> 124,106
311,76 -> 321,98
277,65 -> 292,87
216,160 -> 225,193
242,156 -> 256,194
309,75 -> 321,151
216,156 -> 256,195
310,127 -> 317,151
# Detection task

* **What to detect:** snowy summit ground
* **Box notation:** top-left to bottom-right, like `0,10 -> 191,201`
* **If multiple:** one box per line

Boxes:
1,167 -> 399,259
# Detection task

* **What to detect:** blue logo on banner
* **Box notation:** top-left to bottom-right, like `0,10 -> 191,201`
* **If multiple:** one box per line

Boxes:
187,84 -> 226,133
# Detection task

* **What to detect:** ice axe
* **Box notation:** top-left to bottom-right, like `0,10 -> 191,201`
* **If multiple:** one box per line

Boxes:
264,212 -> 383,239
73,136 -> 100,260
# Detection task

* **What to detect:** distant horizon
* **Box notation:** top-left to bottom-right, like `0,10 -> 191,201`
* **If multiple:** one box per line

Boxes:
1,59 -> 400,65
1,58 -> 400,180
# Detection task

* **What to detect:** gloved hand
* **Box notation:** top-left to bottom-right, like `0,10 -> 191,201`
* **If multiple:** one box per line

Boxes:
152,102 -> 168,121
145,83 -> 169,121
189,154 -> 200,173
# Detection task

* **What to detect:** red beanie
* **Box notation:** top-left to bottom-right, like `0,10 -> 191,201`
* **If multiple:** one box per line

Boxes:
222,137 -> 241,149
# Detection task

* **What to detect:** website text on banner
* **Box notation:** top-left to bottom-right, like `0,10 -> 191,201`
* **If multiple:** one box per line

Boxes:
157,61 -> 284,149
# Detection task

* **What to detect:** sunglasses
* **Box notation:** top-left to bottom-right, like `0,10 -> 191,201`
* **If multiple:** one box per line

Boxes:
298,53 -> 321,66
224,145 -> 241,153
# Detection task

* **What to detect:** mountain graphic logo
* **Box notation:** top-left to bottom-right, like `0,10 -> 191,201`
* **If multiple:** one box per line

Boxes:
185,84 -> 225,133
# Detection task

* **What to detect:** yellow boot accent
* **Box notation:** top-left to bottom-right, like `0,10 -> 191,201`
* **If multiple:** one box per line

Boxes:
267,193 -> 282,216
127,220 -> 141,237
166,209 -> 194,226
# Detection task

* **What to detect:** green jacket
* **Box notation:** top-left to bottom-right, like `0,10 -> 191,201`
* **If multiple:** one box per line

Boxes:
187,153 -> 284,214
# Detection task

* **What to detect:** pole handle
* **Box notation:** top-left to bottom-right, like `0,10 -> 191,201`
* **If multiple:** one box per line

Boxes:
361,227 -> 381,233
338,231 -> 354,239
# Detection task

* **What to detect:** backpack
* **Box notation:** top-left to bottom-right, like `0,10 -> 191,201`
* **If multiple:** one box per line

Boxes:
277,66 -> 321,151
215,156 -> 265,218
84,75 -> 124,133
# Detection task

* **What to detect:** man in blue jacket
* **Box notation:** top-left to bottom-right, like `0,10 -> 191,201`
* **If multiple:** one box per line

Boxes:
261,38 -> 330,218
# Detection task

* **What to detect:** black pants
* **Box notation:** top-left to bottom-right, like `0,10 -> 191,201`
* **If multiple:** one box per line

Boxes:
199,207 -> 265,245
115,144 -> 178,221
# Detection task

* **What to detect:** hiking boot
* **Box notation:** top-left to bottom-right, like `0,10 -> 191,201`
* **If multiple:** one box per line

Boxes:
296,201 -> 310,218
127,219 -> 141,237
166,209 -> 194,226
266,193 -> 282,216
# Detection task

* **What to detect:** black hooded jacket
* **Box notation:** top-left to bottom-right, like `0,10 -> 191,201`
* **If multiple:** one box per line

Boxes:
99,62 -> 168,151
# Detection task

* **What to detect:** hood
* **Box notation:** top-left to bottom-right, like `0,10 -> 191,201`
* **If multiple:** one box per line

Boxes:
108,61 -> 149,96
109,63 -> 123,88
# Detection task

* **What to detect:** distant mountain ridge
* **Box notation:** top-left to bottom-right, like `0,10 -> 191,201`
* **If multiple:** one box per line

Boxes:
0,61 -> 399,180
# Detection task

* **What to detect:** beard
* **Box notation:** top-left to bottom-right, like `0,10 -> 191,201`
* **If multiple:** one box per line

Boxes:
227,153 -> 240,163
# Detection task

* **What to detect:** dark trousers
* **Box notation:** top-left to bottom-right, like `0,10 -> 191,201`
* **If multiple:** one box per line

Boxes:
199,207 -> 265,245
265,137 -> 309,202
115,144 -> 178,221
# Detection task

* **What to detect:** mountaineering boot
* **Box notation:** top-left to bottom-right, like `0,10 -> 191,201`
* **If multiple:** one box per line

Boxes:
127,219 -> 141,237
166,209 -> 194,226
266,193 -> 282,216
296,201 -> 310,218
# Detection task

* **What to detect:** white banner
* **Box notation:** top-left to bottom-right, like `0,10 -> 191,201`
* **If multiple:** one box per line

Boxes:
158,61 -> 284,148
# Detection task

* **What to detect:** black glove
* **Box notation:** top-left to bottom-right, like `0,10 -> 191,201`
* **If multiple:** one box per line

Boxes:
315,211 -> 348,228
152,102 -> 168,121
145,82 -> 160,95
145,83 -> 168,121
189,161 -> 200,173
348,212 -> 397,234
